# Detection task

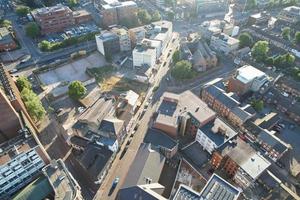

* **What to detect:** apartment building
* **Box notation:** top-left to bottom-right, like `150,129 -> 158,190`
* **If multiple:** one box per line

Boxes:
95,30 -> 120,57
211,137 -> 270,189
101,1 -> 138,27
110,27 -> 131,51
0,27 -> 17,52
73,9 -> 92,24
31,4 -> 74,34
153,91 -> 216,138
0,133 -> 49,199
210,33 -> 239,55
201,78 -> 255,127
228,65 -> 270,95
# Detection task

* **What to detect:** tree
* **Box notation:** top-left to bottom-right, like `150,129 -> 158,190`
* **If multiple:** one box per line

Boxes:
0,19 -> 12,28
284,53 -> 295,67
151,11 -> 161,22
68,0 -> 78,8
21,88 -> 45,121
171,60 -> 194,80
281,27 -> 291,40
172,50 -> 181,63
68,81 -> 87,99
295,31 -> 300,45
38,40 -> 52,51
16,76 -> 32,91
251,41 -> 269,62
137,9 -> 152,25
16,6 -> 30,16
251,99 -> 264,111
238,32 -> 254,48
25,22 -> 40,38
265,57 -> 274,65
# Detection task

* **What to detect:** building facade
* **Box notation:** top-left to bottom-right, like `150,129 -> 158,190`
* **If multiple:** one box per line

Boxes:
210,33 -> 239,55
0,27 -> 17,52
95,31 -> 120,57
111,27 -> 131,51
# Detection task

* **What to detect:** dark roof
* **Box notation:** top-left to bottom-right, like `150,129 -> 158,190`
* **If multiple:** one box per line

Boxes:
98,118 -> 124,136
158,100 -> 178,116
123,143 -> 165,188
79,144 -> 113,181
205,85 -> 240,109
231,107 -> 252,122
257,129 -> 288,154
173,184 -> 201,200
70,135 -> 89,148
182,142 -> 210,167
143,128 -> 177,150
118,184 -> 166,200
199,174 -> 240,200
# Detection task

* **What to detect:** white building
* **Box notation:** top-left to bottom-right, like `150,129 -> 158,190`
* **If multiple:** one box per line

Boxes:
196,118 -> 238,154
111,27 -> 131,52
210,33 -> 239,55
133,41 -> 157,68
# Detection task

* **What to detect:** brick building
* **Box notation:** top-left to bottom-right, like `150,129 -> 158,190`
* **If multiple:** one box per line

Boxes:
73,10 -> 92,24
0,27 -> 17,52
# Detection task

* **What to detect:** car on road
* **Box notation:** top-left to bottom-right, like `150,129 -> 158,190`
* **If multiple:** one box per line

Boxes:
9,69 -> 18,74
119,146 -> 128,160
134,124 -> 139,131
126,138 -> 132,146
112,177 -> 119,188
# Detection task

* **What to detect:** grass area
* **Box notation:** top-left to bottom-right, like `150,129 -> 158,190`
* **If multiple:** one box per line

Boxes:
100,76 -> 148,95
86,65 -> 115,82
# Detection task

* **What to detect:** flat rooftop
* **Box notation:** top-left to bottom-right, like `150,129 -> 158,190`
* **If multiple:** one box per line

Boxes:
199,118 -> 238,147
43,159 -> 79,200
236,65 -> 266,84
173,184 -> 201,200
199,173 -> 240,200
143,128 -> 177,150
157,91 -> 215,127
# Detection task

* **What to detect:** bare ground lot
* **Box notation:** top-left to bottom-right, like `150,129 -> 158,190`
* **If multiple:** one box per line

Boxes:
37,52 -> 106,97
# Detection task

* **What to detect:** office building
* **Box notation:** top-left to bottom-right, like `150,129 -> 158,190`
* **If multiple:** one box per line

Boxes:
31,4 -> 74,34
95,30 -> 120,57
228,65 -> 269,95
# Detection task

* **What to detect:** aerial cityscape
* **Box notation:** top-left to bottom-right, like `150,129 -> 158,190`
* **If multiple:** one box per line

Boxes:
1,0 -> 300,199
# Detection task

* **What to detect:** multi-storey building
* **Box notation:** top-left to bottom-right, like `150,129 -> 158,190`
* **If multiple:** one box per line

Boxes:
101,1 -> 138,27
31,4 -> 74,34
153,91 -> 216,139
227,65 -> 270,95
73,9 -> 92,24
110,27 -> 131,51
210,33 -> 239,55
133,40 -> 157,68
0,133 -> 49,199
201,78 -> 256,127
95,30 -> 120,57
211,137 -> 271,189
128,26 -> 146,48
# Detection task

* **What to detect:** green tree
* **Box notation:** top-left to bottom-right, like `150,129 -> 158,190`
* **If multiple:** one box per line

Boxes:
38,40 -> 52,51
151,11 -> 161,22
238,32 -> 254,48
171,60 -> 194,80
172,50 -> 181,63
68,0 -> 78,8
284,53 -> 295,67
16,76 -> 32,91
68,81 -> 87,99
265,57 -> 274,65
251,99 -> 264,111
295,31 -> 300,45
281,27 -> 291,40
251,41 -> 269,62
25,22 -> 40,38
16,6 -> 30,16
137,9 -> 152,25
21,88 -> 45,121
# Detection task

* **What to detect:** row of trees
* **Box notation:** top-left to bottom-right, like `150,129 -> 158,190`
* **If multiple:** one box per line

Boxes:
137,9 -> 161,25
281,27 -> 300,45
16,77 -> 46,121
251,40 -> 296,68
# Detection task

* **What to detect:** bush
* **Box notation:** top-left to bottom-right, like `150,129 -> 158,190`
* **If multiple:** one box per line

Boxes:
68,81 -> 87,99
16,76 -> 32,91
25,22 -> 40,38
16,6 -> 30,16
238,32 -> 254,48
251,99 -> 264,111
